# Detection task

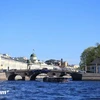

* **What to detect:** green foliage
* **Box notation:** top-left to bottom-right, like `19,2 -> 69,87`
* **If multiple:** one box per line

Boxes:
80,43 -> 100,70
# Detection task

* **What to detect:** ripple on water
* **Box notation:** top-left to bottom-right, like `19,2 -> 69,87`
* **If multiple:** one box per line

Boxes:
0,81 -> 100,100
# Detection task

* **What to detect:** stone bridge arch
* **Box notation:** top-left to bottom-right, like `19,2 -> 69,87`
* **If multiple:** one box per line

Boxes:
8,74 -> 25,81
36,73 -> 48,80
8,74 -> 16,80
30,69 -> 50,80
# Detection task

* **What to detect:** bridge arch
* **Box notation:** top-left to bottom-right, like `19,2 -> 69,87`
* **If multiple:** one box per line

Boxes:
30,69 -> 50,80
8,74 -> 25,81
8,74 -> 16,80
36,73 -> 48,80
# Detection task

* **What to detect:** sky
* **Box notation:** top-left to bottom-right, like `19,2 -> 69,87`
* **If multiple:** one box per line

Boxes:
0,0 -> 100,65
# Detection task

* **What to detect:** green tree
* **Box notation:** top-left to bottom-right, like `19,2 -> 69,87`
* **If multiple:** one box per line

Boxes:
80,47 -> 96,70
80,43 -> 100,70
95,43 -> 100,57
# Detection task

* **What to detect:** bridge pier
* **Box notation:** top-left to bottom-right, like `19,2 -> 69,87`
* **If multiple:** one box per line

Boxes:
22,77 -> 25,81
30,74 -> 36,81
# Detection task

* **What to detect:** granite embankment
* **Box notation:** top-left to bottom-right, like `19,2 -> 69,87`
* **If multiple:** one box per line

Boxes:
0,72 -> 7,80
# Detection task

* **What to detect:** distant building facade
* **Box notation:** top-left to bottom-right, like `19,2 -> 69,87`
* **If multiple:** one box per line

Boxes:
45,59 -> 79,71
0,53 -> 79,72
0,53 -> 61,71
45,59 -> 61,66
0,54 -> 27,70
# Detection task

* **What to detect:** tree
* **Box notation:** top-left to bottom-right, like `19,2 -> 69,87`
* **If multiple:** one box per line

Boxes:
80,47 -> 96,70
80,43 -> 100,70
95,43 -> 100,57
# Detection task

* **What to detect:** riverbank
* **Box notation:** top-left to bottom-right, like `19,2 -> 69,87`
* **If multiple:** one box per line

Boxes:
0,72 -> 7,80
82,73 -> 100,81
71,73 -> 100,81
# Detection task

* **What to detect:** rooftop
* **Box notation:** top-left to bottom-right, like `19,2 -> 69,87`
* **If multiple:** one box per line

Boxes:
1,55 -> 27,63
90,57 -> 100,65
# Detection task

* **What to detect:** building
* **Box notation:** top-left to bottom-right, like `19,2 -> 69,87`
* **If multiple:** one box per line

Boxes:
62,61 -> 68,67
87,57 -> 100,73
30,53 -> 39,64
0,54 -> 27,70
0,52 -> 79,72
45,59 -> 61,66
73,65 -> 79,69
0,53 -> 62,71
29,54 -> 63,70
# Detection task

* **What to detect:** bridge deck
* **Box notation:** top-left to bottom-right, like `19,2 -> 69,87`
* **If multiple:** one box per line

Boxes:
7,69 -> 73,73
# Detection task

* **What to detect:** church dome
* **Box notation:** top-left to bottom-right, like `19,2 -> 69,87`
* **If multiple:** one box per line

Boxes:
30,53 -> 36,57
30,53 -> 38,63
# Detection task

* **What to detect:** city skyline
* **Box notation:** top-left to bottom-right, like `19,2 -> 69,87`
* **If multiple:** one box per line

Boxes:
0,0 -> 100,64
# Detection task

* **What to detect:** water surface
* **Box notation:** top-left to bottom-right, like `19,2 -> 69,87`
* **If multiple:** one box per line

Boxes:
0,81 -> 100,100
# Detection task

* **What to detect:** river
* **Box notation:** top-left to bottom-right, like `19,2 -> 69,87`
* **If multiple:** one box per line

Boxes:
0,81 -> 100,100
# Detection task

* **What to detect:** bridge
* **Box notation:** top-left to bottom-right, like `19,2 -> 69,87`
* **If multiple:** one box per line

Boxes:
5,69 -> 79,81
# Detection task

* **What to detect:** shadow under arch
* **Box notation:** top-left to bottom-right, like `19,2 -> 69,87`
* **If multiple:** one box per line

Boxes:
8,74 -> 16,81
30,69 -> 50,81
8,74 -> 25,81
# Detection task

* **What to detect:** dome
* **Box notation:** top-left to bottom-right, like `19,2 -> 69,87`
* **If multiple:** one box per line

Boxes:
30,53 -> 38,64
30,53 -> 36,57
